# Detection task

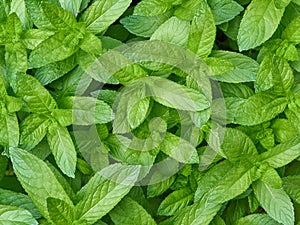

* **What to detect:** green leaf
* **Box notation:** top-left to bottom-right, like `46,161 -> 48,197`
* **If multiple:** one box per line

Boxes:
10,0 -> 33,29
237,0 -> 284,51
151,16 -> 190,46
187,0 -> 216,58
6,12 -> 22,37
236,214 -> 281,225
271,118 -> 298,143
259,136 -> 300,168
35,54 -> 77,85
210,128 -> 258,163
47,122 -> 77,178
109,197 -> 156,225
204,57 -> 235,76
0,188 -> 41,219
20,113 -> 51,150
5,42 -> 28,75
15,73 -> 57,113
28,30 -> 79,68
282,14 -> 300,44
120,13 -> 171,37
134,0 -> 172,16
255,56 -> 294,94
24,0 -> 57,30
214,92 -> 288,126
283,175 -> 300,204
59,0 -> 82,16
253,180 -> 294,225
158,188 -> 194,216
79,32 -> 102,55
128,97 -> 150,129
74,163 -> 140,224
145,76 -> 210,111
208,0 -> 243,25
80,0 -> 132,34
160,132 -> 199,164
9,147 -> 73,222
170,194 -> 223,225
210,50 -> 259,83
47,197 -> 74,225
42,2 -> 78,30
0,205 -> 38,225
0,104 -> 19,147
21,29 -> 54,50
147,175 -> 176,198
58,96 -> 113,125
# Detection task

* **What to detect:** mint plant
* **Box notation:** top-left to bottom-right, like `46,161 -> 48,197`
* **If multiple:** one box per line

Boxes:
0,0 -> 300,224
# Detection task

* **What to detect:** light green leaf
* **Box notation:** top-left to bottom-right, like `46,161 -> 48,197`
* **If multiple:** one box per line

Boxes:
9,147 -> 73,222
204,57 -> 234,76
160,132 -> 199,164
6,12 -> 22,37
214,92 -> 288,126
145,76 -> 210,111
47,122 -> 77,178
283,175 -> 300,204
79,32 -> 102,55
0,188 -> 41,219
58,96 -> 113,125
28,30 -> 79,68
84,49 -> 147,85
128,97 -> 150,129
187,1 -> 216,58
259,136 -> 300,168
0,104 -> 19,147
20,114 -> 51,150
151,16 -> 190,46
134,0 -> 172,16
0,205 -> 38,225
210,50 -> 259,83
220,83 -> 254,98
24,0 -> 57,30
47,197 -> 74,225
237,0 -> 284,51
253,180 -> 294,225
271,118 -> 298,143
59,0 -> 82,16
236,214 -> 281,225
282,14 -> 300,44
109,197 -> 156,225
171,194 -> 223,225
208,0 -> 243,25
5,42 -> 28,75
35,54 -> 77,85
255,56 -> 294,94
74,163 -> 140,224
211,128 -> 258,163
158,188 -> 194,216
15,73 -> 57,113
80,0 -> 132,34
10,0 -> 32,29
41,2 -> 79,31
147,175 -> 176,198
21,29 -> 54,50
120,13 -> 171,37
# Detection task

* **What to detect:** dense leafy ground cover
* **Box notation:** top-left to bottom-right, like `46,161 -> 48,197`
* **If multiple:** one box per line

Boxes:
0,0 -> 300,224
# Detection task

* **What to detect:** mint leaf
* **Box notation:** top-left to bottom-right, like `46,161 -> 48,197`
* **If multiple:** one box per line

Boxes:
151,16 -> 190,46
47,122 -> 77,178
253,180 -> 294,225
9,147 -> 73,222
74,164 -> 140,224
236,214 -> 281,225
187,0 -> 216,58
238,0 -> 284,51
47,197 -> 74,225
80,0 -> 132,34
0,205 -> 38,225
28,30 -> 79,68
109,197 -> 156,225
